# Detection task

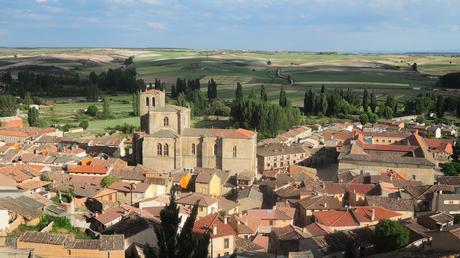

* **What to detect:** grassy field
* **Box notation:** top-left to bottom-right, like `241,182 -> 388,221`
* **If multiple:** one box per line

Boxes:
2,48 -> 459,131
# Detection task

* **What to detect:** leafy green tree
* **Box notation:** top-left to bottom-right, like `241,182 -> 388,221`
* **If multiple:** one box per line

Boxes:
260,85 -> 268,101
177,93 -> 188,107
279,87 -> 288,107
86,105 -> 98,117
102,97 -> 111,119
152,190 -> 209,258
28,107 -> 39,127
373,220 -> 409,253
383,106 -> 394,119
207,78 -> 217,101
441,162 -> 460,176
385,95 -> 397,114
362,88 -> 369,112
101,176 -> 120,187
79,120 -> 89,129
359,113 -> 369,125
0,95 -> 18,117
248,89 -> 256,99
367,112 -> 379,124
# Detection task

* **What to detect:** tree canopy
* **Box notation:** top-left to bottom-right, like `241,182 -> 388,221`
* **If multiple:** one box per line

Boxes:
373,220 -> 409,253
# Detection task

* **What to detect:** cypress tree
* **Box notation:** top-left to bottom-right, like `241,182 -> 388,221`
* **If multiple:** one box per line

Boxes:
152,190 -> 210,258
370,90 -> 377,113
260,85 -> 268,101
362,88 -> 369,112
28,107 -> 39,127
132,92 -> 139,116
235,82 -> 243,101
279,87 -> 287,107
102,97 -> 110,119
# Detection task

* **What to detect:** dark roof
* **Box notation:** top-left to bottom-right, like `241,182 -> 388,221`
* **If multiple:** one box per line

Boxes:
0,196 -> 41,220
365,196 -> 415,211
257,143 -> 306,157
272,224 -> 310,240
436,176 -> 460,186
18,232 -> 69,245
234,237 -> 263,253
195,170 -> 217,184
103,214 -> 158,238
296,195 -> 342,210
340,153 -> 435,167
100,235 -> 125,251
65,239 -> 100,250
433,193 -> 460,213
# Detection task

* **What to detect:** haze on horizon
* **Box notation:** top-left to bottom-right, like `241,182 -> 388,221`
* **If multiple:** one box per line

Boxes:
0,0 -> 460,53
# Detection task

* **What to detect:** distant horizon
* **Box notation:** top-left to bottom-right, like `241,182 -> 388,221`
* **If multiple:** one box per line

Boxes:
1,46 -> 460,56
1,1 -> 460,53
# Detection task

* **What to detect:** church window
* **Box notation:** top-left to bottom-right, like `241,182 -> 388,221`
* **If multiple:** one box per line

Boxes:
164,143 -> 169,156
152,97 -> 156,107
192,143 -> 196,155
146,97 -> 150,106
233,146 -> 237,158
157,143 -> 162,156
164,117 -> 169,126
214,144 -> 217,155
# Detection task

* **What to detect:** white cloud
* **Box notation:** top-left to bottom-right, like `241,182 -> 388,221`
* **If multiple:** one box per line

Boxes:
141,0 -> 157,4
36,0 -> 48,3
146,21 -> 165,30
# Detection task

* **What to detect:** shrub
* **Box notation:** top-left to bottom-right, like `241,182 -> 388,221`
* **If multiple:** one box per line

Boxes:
86,105 -> 98,117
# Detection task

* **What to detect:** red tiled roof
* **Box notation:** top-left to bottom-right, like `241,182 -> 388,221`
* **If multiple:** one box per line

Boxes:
424,138 -> 453,154
313,206 -> 401,227
143,89 -> 162,95
94,204 -> 140,225
193,213 -> 235,238
0,130 -> 29,137
109,182 -> 151,193
67,165 -> 108,174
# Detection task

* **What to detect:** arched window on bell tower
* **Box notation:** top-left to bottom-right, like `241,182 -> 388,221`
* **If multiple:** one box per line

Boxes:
164,144 -> 169,157
157,143 -> 162,156
233,145 -> 237,158
152,97 -> 156,107
192,143 -> 196,155
146,97 -> 149,106
164,117 -> 169,127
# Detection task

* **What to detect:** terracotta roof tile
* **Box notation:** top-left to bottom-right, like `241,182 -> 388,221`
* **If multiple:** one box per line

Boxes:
193,213 -> 235,238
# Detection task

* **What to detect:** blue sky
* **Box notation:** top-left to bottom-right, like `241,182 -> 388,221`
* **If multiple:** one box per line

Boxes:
0,0 -> 460,52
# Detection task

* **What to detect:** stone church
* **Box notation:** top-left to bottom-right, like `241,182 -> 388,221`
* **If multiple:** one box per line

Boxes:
133,89 -> 257,176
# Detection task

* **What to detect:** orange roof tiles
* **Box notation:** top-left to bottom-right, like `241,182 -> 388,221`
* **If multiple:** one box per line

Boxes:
313,206 -> 401,227
143,89 -> 162,95
67,165 -> 108,175
0,130 -> 29,137
193,213 -> 235,238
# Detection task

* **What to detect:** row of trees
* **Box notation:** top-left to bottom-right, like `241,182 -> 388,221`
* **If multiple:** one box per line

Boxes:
231,83 -> 302,137
404,93 -> 460,118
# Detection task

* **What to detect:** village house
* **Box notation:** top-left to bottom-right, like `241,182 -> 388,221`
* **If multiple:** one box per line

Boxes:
194,169 -> 222,196
0,116 -> 23,128
90,204 -> 140,232
338,131 -> 443,184
0,127 -> 62,144
236,186 -> 263,213
291,195 -> 342,227
365,196 -> 415,219
109,182 -> 156,205
0,196 -> 42,233
268,224 -> 311,255
176,192 -> 218,218
193,213 -> 236,258
431,187 -> 460,215
87,135 -> 127,158
102,214 -> 158,256
257,143 -> 309,173
246,206 -> 295,232
16,231 -> 125,258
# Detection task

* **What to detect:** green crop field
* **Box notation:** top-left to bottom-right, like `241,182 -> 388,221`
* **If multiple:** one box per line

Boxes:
1,48 -> 459,132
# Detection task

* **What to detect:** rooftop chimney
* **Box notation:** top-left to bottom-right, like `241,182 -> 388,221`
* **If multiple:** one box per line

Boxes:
223,217 -> 228,224
371,209 -> 375,221
324,203 -> 327,208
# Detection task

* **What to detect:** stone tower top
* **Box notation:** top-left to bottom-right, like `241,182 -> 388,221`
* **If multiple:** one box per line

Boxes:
139,89 -> 166,117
